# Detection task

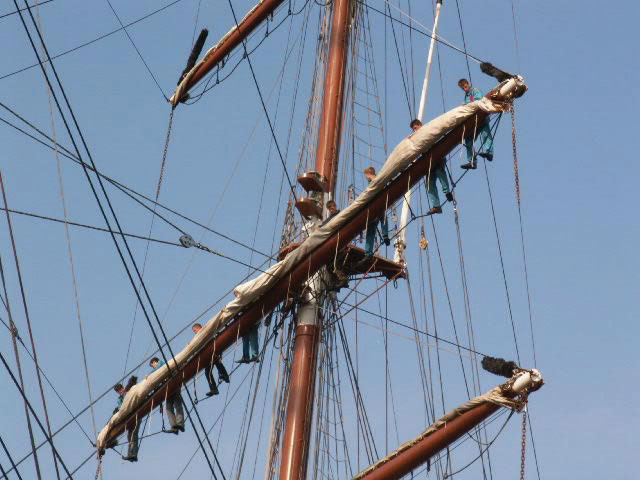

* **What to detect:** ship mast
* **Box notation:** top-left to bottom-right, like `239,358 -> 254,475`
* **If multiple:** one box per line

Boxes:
279,0 -> 352,478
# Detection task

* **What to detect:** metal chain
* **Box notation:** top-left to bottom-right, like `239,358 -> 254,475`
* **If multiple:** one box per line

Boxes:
94,456 -> 103,480
520,405 -> 528,480
510,105 -> 521,206
156,108 -> 176,200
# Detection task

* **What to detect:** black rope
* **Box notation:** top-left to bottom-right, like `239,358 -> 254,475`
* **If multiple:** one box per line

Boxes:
356,1 -> 484,64
13,1 -> 223,475
0,172 -> 61,479
0,0 -> 187,81
0,0 -> 54,20
0,102 -> 275,261
225,0 -> 301,210
0,350 -> 74,478
0,434 -> 24,480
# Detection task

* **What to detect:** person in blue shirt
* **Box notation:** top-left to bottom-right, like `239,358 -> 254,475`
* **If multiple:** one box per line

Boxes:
113,380 -> 140,462
192,323 -> 230,396
363,166 -> 390,256
410,119 -> 453,214
149,357 -> 185,435
458,78 -> 494,170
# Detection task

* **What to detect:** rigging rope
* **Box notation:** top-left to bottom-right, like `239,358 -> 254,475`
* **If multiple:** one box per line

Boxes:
0,249 -> 41,479
0,0 -> 187,81
32,0 -> 100,461
104,0 -> 169,101
0,171 -> 59,480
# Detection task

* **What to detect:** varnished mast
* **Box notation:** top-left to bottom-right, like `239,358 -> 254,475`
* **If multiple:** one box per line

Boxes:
279,0 -> 352,478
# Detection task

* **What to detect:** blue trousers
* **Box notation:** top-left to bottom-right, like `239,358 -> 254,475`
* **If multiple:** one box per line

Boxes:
242,325 -> 259,359
427,166 -> 450,208
364,216 -> 388,256
465,123 -> 494,162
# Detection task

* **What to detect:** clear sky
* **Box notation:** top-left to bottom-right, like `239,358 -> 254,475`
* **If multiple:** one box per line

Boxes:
0,0 -> 637,479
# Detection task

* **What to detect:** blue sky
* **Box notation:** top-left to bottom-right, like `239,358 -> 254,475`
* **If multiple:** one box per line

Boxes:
0,0 -> 638,479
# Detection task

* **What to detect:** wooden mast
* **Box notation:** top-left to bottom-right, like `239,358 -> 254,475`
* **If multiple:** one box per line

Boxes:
279,0 -> 352,478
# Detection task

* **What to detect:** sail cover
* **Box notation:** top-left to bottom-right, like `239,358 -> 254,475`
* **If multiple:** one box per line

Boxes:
97,78 -> 523,451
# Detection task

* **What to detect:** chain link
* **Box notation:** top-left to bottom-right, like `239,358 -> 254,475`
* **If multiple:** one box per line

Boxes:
520,405 -> 528,480
510,105 -> 521,206
156,108 -> 175,201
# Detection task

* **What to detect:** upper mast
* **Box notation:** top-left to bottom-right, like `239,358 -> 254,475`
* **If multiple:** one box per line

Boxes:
279,0 -> 353,478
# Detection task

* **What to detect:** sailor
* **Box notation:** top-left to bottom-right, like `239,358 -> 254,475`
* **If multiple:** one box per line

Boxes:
236,324 -> 260,364
326,200 -> 340,220
114,380 -> 140,462
363,167 -> 390,257
192,323 -> 230,396
149,357 -> 185,434
324,200 -> 349,289
410,119 -> 453,215
458,78 -> 494,169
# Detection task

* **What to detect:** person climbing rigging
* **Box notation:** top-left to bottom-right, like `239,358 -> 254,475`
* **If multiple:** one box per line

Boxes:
149,357 -> 185,435
363,166 -> 390,257
458,78 -> 494,169
236,325 -> 260,364
192,323 -> 230,396
410,119 -> 453,215
113,379 -> 139,462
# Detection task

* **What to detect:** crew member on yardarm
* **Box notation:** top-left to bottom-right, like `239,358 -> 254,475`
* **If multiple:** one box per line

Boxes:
192,323 -> 230,396
236,324 -> 260,364
458,78 -> 494,170
362,166 -> 390,257
149,357 -> 185,434
324,200 -> 348,290
113,378 -> 140,462
410,119 -> 453,215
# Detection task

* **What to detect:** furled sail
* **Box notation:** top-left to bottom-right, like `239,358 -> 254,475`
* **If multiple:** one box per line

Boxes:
97,77 -> 525,452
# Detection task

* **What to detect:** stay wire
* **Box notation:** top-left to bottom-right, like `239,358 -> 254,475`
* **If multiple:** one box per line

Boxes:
31,0 -> 100,458
0,349 -> 74,478
454,0 -> 472,82
0,239 -> 41,478
0,171 -> 60,480
13,3 -> 223,476
0,313 -> 94,446
0,101 -> 274,261
0,433 -> 24,480
0,0 -> 187,81
0,0 -> 53,20
481,157 -> 521,363
104,0 -> 169,101
225,0 -> 302,213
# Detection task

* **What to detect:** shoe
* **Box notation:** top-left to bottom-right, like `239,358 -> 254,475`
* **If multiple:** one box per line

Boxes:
235,357 -> 251,364
460,162 -> 477,170
250,355 -> 260,363
445,192 -> 454,202
165,427 -> 179,435
206,388 -> 219,397
383,236 -> 391,246
219,373 -> 230,384
178,425 -> 185,432
428,206 -> 442,215
122,455 -> 138,462
478,152 -> 493,161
